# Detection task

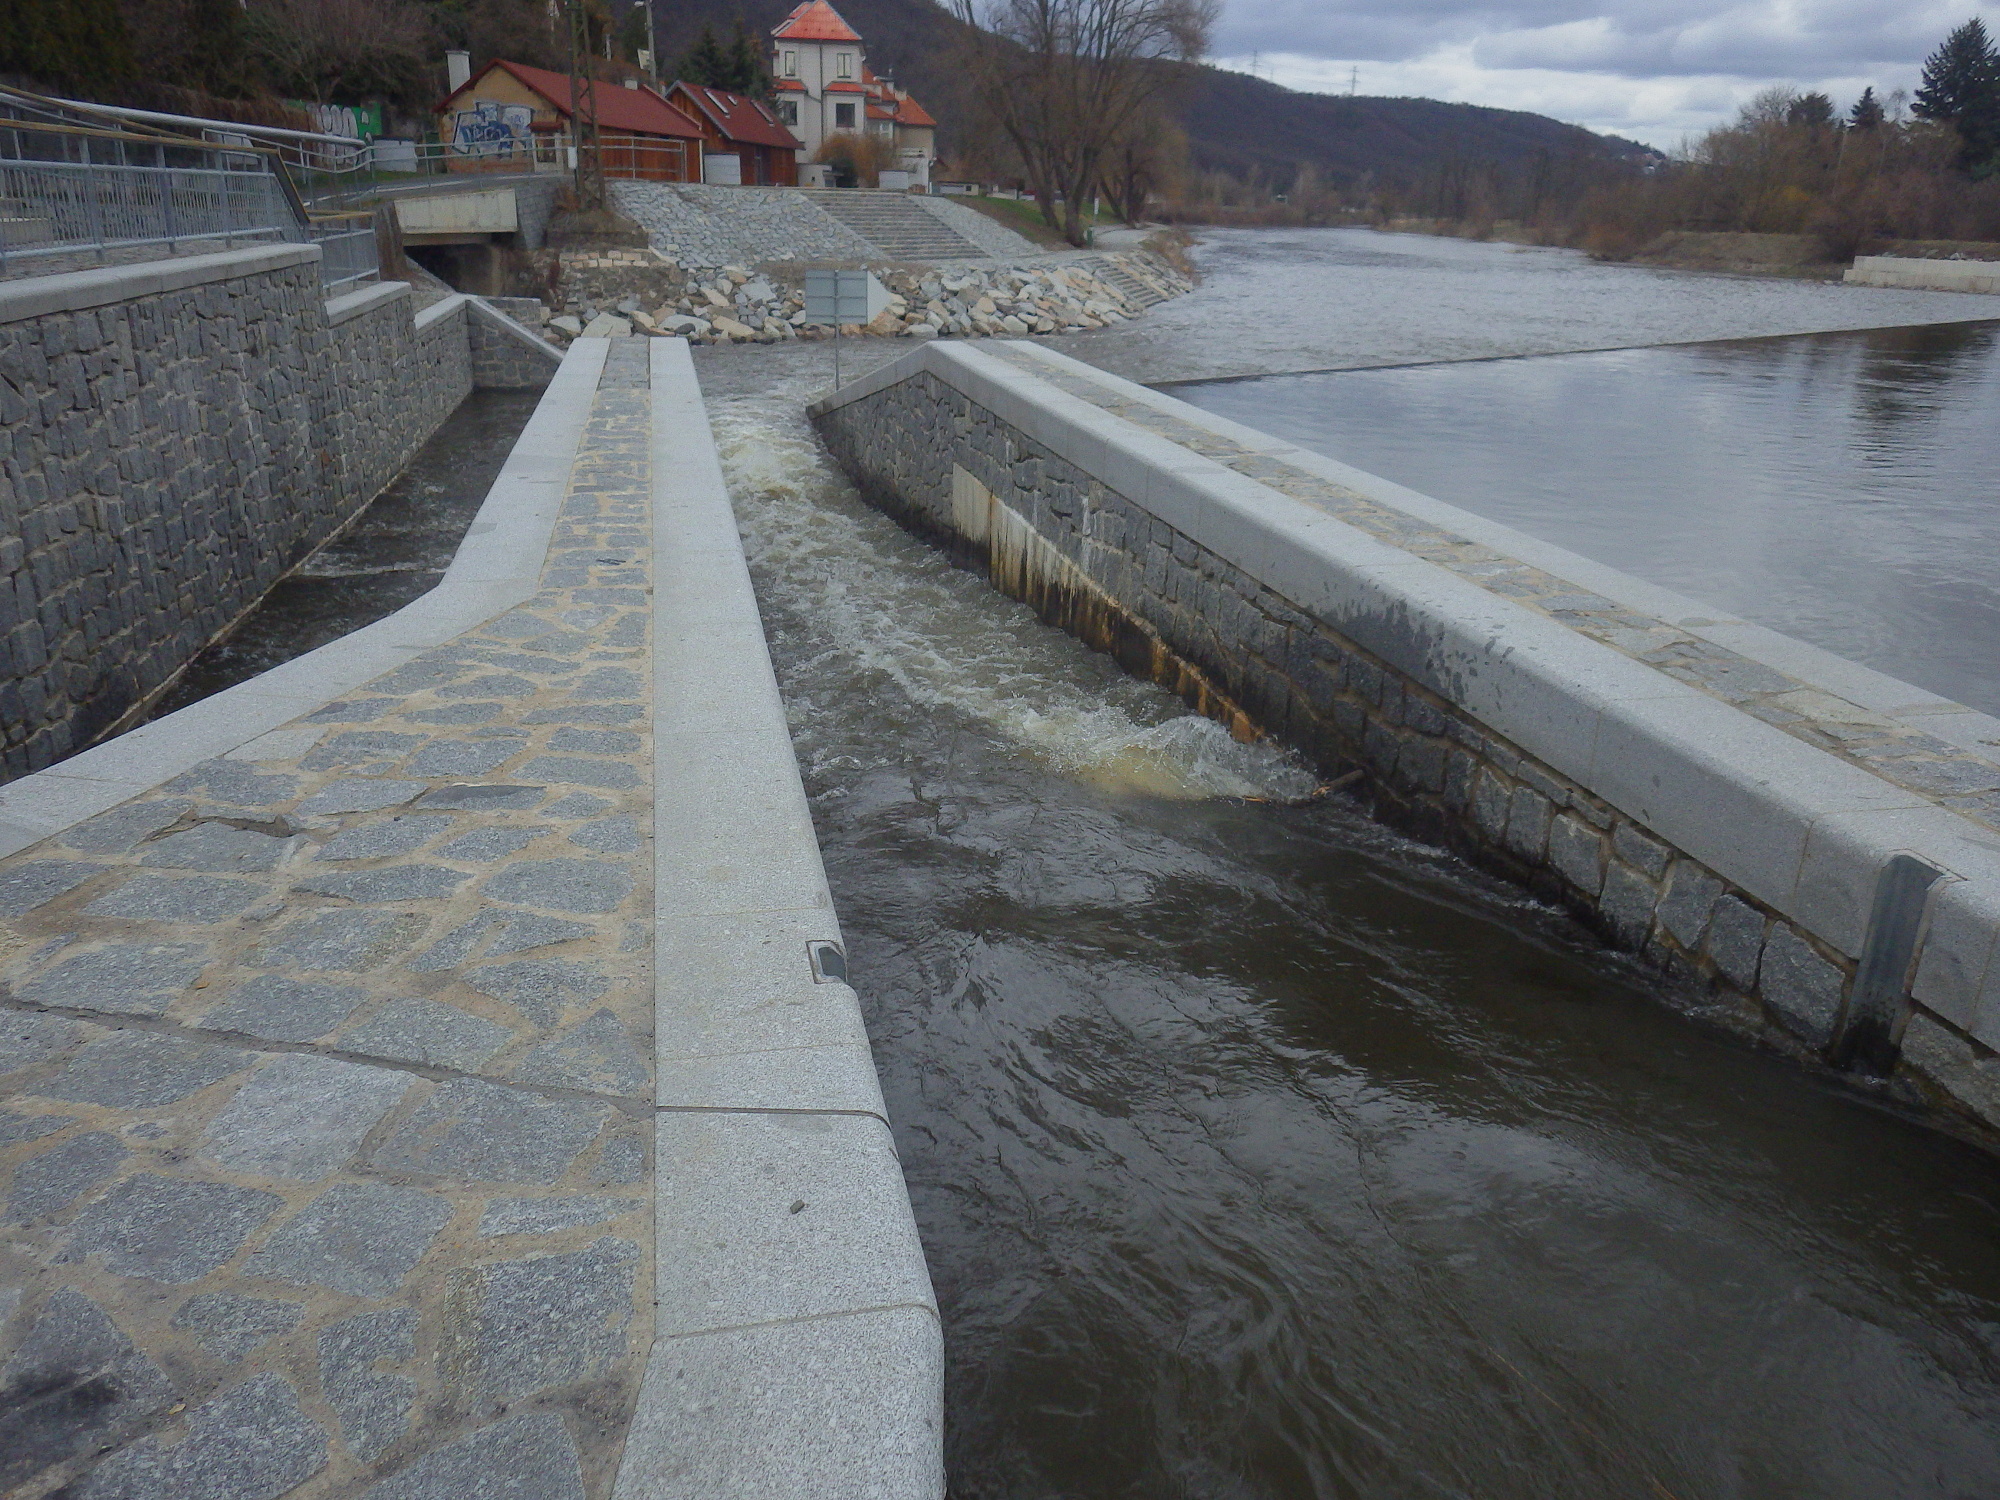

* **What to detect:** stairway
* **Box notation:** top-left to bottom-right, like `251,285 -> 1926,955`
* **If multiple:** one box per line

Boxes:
1076,254 -> 1175,309
797,189 -> 985,262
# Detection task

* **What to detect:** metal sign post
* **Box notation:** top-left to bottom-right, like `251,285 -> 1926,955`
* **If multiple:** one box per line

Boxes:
803,268 -> 890,390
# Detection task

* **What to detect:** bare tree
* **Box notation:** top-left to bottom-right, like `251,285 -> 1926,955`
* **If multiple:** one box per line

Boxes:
246,0 -> 434,105
1099,100 -> 1186,223
951,0 -> 1215,245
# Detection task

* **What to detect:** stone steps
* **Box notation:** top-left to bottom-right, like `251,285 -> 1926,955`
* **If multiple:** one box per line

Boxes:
797,189 -> 985,262
1076,255 -> 1175,309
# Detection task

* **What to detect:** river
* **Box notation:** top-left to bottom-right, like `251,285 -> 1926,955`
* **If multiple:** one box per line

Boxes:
1173,319 -> 2000,717
700,284 -> 2000,1495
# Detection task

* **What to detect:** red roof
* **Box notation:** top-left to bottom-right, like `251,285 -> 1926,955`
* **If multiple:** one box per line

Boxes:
772,0 -> 862,42
825,80 -> 868,93
774,79 -> 805,91
666,81 -> 801,151
891,96 -> 936,127
438,60 -> 702,139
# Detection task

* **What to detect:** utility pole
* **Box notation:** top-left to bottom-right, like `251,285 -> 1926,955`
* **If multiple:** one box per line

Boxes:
566,0 -> 604,209
645,0 -> 658,82
1348,66 -> 1357,97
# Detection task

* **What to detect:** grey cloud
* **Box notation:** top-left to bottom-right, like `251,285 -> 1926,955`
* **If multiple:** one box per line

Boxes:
1215,0 -> 1986,81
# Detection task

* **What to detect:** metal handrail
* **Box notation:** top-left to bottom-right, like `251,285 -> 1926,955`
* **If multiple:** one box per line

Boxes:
0,100 -> 373,289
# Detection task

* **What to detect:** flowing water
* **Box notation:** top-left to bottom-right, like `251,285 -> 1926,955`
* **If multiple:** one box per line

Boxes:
1055,228 -> 2000,385
147,388 -> 542,718
1173,321 -> 2000,717
706,361 -> 2000,1500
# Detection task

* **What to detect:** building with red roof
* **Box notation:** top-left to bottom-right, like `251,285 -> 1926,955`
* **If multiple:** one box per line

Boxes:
434,59 -> 704,181
770,1 -> 939,184
665,81 -> 802,186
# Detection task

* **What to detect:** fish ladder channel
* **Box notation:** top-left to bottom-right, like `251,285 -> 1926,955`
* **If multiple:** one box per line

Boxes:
705,358 -> 2000,1500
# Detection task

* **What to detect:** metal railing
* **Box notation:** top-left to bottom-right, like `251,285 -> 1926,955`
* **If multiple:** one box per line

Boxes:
308,212 -> 381,292
0,87 -> 379,291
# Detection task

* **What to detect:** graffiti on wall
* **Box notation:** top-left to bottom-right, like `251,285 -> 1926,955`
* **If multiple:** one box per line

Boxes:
449,102 -> 536,157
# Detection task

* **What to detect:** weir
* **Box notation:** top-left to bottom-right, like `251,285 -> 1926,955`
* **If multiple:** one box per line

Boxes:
3,225 -> 1999,1497
809,339 -> 2000,1141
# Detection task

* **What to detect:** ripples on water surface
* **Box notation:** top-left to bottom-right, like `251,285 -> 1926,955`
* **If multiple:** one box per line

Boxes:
1175,321 -> 2000,716
710,365 -> 2000,1500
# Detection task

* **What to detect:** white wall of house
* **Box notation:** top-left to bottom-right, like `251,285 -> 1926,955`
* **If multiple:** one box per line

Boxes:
774,33 -> 926,166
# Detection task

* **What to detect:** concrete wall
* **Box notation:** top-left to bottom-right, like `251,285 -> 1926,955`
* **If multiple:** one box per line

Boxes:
0,246 -> 496,782
811,341 -> 2000,1144
1846,255 -> 2000,294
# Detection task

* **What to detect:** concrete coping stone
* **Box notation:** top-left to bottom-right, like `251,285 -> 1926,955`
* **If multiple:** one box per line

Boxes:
0,338 -> 610,859
411,291 -> 467,332
614,337 -> 943,1498
0,241 -> 320,324
326,278 -> 412,326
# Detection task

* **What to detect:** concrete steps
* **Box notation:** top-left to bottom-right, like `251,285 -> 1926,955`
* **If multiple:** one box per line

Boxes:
798,189 -> 985,262
1076,254 -> 1175,309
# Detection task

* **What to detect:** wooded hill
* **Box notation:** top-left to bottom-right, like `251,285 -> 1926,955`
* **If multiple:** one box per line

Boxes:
653,0 -> 1654,190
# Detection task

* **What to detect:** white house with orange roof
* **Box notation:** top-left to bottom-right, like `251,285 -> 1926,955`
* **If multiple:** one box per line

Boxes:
770,0 -> 939,184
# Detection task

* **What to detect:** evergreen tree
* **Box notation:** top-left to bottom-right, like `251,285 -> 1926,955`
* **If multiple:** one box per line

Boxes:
1912,18 -> 2000,167
677,23 -> 730,88
0,0 -> 135,93
1848,86 -> 1884,129
1785,91 -> 1837,129
722,20 -> 772,99
617,2 -> 650,67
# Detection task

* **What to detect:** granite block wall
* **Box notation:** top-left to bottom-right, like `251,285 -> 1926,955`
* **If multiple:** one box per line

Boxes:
0,251 -> 478,781
467,300 -> 560,390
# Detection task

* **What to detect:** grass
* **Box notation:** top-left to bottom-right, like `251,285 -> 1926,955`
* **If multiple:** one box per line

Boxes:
951,193 -> 1123,248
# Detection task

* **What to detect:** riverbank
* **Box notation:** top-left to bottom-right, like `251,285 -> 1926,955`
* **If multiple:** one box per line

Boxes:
532,243 -> 1192,348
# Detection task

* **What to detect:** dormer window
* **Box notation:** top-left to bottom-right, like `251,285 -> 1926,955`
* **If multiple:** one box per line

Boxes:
782,51 -> 796,75
836,52 -> 853,78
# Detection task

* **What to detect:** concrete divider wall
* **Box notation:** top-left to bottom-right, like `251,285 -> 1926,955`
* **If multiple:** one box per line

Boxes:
1845,255 -> 2000,294
810,341 -> 2000,1142
0,247 -> 526,783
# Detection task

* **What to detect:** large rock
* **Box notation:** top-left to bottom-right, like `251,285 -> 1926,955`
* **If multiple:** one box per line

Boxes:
578,314 -> 631,338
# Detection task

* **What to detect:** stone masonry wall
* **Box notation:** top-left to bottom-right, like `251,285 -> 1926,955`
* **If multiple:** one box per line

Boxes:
467,301 -> 560,390
324,295 -> 473,516
815,368 -> 1892,1099
0,253 -> 479,783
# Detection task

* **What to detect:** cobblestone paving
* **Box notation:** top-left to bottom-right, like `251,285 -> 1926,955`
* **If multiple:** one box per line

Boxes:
0,340 -> 655,1498
987,344 -> 2000,833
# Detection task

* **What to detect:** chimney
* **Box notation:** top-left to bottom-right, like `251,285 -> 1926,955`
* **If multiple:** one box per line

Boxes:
446,51 -> 471,91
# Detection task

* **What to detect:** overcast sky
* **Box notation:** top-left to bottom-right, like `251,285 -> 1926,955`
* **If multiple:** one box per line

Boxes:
1210,0 -> 2000,147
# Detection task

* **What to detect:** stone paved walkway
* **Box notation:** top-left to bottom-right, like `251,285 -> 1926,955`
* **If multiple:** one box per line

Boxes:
0,340 -> 656,1498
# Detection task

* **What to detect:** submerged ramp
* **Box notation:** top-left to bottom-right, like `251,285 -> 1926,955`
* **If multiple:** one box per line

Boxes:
810,340 -> 2000,1141
0,340 -> 939,1497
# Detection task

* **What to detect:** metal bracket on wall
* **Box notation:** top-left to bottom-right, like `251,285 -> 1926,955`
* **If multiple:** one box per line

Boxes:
1832,853 -> 1950,1076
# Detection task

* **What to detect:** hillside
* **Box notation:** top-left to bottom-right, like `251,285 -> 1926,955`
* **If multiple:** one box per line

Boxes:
649,0 -> 1652,188
1176,68 -> 1658,188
